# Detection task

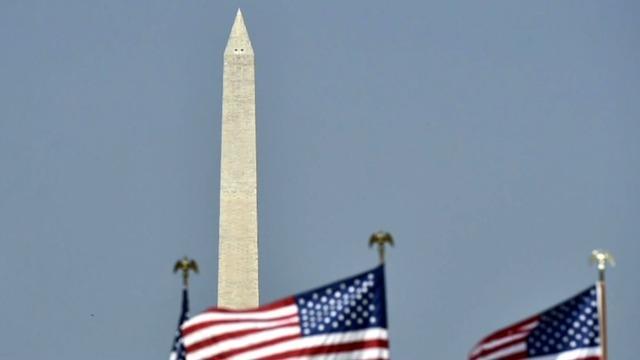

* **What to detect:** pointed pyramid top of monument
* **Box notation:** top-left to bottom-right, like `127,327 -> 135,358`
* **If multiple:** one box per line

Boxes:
225,9 -> 253,56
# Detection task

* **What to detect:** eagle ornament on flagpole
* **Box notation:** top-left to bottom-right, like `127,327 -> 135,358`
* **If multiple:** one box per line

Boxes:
174,256 -> 199,288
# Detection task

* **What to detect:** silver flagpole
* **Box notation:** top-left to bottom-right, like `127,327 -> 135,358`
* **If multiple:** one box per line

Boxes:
590,250 -> 615,360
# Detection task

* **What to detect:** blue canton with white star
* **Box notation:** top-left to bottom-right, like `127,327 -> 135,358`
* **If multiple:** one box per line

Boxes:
295,265 -> 387,337
170,288 -> 190,360
527,286 -> 600,357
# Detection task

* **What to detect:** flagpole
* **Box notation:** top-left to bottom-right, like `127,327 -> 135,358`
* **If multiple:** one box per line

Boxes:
591,250 -> 615,360
171,257 -> 198,360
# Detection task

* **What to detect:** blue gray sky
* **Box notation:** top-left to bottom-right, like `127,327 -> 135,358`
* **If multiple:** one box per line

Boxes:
1,1 -> 638,358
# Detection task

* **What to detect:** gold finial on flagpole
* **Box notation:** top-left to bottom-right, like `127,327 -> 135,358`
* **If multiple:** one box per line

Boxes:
174,256 -> 199,288
590,249 -> 615,282
590,249 -> 614,360
369,231 -> 394,264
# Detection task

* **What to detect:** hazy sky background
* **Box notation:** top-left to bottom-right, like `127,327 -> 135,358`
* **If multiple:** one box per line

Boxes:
1,1 -> 639,358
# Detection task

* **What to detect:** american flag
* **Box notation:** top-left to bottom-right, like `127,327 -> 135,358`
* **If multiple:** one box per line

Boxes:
469,285 -> 602,360
181,265 -> 389,360
170,288 -> 190,360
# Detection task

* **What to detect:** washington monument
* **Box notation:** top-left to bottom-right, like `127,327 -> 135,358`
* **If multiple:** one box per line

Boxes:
217,9 -> 259,309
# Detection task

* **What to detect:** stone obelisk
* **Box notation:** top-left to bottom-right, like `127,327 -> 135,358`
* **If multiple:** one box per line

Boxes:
217,9 -> 259,309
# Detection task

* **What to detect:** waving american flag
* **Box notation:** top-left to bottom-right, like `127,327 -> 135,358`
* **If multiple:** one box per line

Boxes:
182,265 -> 389,360
469,285 -> 602,360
